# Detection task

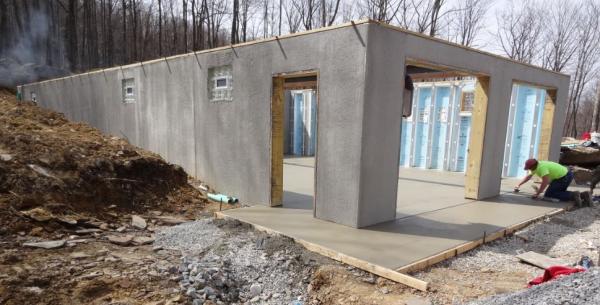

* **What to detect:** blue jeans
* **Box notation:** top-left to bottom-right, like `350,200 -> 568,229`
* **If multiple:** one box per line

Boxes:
544,170 -> 574,201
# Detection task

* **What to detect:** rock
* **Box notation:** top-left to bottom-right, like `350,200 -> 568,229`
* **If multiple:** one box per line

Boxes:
56,217 -> 78,225
99,223 -> 109,230
131,215 -> 147,230
132,236 -> 155,245
23,286 -> 43,295
23,240 -> 65,249
404,296 -> 432,305
27,164 -> 57,179
0,153 -> 12,161
249,284 -> 262,297
75,229 -> 101,234
116,226 -> 127,233
560,146 -> 600,167
22,208 -> 53,222
107,235 -> 133,246
155,216 -> 189,225
361,276 -> 376,284
70,252 -> 90,259
379,287 -> 390,294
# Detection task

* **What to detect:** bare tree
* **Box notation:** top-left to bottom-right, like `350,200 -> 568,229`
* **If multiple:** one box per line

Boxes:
539,0 -> 579,72
565,1 -> 600,136
495,0 -> 544,64
447,0 -> 489,47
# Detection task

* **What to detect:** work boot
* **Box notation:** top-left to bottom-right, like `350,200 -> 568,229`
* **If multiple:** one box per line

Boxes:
572,191 -> 582,208
581,191 -> 593,207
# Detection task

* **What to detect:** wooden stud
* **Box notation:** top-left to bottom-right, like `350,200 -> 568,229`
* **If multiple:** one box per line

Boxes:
538,89 -> 556,161
270,77 -> 285,207
464,76 -> 490,199
214,211 -> 429,291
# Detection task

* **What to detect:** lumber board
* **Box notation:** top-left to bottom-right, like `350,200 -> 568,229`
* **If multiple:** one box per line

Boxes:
396,206 -> 570,273
516,251 -> 569,269
464,77 -> 489,199
214,211 -> 429,291
538,90 -> 556,161
270,77 -> 284,206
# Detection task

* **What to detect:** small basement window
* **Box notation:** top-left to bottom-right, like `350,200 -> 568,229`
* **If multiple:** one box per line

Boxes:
215,77 -> 228,89
208,65 -> 233,102
122,78 -> 135,103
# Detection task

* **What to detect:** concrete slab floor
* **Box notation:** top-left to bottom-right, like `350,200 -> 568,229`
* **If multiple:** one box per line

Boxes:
224,157 -> 585,271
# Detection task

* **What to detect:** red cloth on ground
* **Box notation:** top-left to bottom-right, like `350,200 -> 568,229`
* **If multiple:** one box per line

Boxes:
583,132 -> 591,140
528,266 -> 585,287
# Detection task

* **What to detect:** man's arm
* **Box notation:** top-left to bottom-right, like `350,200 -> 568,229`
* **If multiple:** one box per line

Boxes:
514,174 -> 533,191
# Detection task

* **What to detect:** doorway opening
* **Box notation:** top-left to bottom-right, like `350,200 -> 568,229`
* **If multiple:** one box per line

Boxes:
271,72 -> 318,212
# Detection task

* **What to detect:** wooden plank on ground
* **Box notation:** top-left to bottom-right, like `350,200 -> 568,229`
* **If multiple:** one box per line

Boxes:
516,251 -> 569,269
214,211 -> 429,291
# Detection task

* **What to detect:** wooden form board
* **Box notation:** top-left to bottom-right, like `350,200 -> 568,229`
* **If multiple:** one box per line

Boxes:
214,212 -> 429,291
464,77 -> 490,199
538,90 -> 556,161
516,251 -> 569,269
396,206 -> 570,273
270,77 -> 284,206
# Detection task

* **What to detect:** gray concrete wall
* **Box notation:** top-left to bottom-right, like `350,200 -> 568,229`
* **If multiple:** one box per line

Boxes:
21,23 -> 370,227
356,25 -> 405,227
365,23 -> 570,203
19,21 -> 569,228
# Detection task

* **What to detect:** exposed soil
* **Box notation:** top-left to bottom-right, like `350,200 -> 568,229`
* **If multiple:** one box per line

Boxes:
0,90 -> 206,236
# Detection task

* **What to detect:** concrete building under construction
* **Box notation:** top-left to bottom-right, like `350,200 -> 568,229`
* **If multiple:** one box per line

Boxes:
19,20 -> 571,290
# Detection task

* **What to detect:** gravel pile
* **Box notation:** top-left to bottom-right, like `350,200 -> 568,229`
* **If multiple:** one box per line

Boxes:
154,220 -> 224,254
155,219 -> 316,304
466,268 -> 600,305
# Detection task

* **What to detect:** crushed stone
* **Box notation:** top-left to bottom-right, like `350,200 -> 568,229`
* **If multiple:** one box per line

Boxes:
466,268 -> 600,305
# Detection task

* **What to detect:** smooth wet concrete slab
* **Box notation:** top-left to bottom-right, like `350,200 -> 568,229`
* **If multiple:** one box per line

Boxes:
224,158 -> 581,270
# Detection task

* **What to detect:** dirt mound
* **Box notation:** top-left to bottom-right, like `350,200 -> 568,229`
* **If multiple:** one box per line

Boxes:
0,92 -> 205,235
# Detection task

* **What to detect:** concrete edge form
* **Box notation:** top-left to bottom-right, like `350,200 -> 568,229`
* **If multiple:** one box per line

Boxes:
395,205 -> 572,274
214,211 -> 430,291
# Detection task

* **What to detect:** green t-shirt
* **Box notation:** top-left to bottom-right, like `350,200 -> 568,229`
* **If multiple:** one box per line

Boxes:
530,161 -> 568,181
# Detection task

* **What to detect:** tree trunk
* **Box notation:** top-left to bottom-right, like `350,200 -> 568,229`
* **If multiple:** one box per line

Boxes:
122,0 -> 127,63
231,0 -> 239,44
183,0 -> 187,51
65,0 -> 78,70
158,0 -> 162,56
593,82 -> 600,132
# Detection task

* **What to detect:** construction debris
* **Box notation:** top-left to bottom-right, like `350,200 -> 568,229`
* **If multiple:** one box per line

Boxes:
516,251 -> 570,269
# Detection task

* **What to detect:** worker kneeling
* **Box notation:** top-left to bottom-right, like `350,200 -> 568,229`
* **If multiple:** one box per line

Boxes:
514,159 -> 591,207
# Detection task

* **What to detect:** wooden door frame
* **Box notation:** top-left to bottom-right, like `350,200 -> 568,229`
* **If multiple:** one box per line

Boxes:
270,70 -> 319,214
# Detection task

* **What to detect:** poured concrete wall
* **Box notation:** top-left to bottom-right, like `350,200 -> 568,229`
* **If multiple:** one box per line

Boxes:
19,21 -> 570,228
20,23 -> 371,227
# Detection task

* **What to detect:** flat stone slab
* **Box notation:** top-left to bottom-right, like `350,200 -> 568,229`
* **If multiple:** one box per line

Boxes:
107,235 -> 133,246
23,240 -> 66,249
